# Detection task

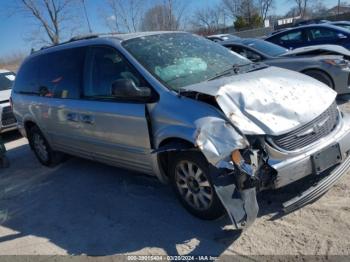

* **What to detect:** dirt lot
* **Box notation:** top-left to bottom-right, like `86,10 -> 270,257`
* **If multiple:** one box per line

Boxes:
0,103 -> 349,257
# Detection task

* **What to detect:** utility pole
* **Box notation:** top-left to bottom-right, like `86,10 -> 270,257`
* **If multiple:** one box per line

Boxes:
82,0 -> 93,33
338,0 -> 340,16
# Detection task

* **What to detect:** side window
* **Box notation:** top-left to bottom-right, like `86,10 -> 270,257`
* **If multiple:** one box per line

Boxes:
13,57 -> 40,94
84,46 -> 148,100
308,28 -> 337,40
38,47 -> 85,99
280,30 -> 303,42
230,46 -> 246,57
230,46 -> 261,62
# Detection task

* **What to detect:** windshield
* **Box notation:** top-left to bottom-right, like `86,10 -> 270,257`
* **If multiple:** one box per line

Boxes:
337,24 -> 350,30
122,33 -> 250,90
0,72 -> 15,91
244,39 -> 288,57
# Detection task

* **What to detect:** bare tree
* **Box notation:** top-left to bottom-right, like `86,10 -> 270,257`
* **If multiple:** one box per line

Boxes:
11,0 -> 79,45
221,0 -> 241,20
162,0 -> 187,30
290,0 -> 315,18
191,5 -> 225,34
258,0 -> 273,21
104,0 -> 146,33
140,0 -> 187,31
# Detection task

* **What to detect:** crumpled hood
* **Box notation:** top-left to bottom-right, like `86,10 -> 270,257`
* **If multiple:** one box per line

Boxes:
281,44 -> 350,58
0,90 -> 11,102
184,66 -> 337,136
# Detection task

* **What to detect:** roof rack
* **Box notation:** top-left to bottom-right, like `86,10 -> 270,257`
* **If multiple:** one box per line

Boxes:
38,33 -> 103,51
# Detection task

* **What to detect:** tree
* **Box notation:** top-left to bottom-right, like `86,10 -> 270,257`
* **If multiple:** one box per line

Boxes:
191,5 -> 225,34
140,0 -> 187,31
258,0 -> 274,21
104,0 -> 146,33
290,0 -> 315,18
11,0 -> 80,45
221,0 -> 241,20
234,13 -> 262,30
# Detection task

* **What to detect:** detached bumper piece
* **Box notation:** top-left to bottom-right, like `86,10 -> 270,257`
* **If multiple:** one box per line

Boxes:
283,155 -> 350,213
212,173 -> 259,230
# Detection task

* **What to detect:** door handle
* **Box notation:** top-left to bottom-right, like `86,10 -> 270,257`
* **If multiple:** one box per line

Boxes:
66,112 -> 79,122
80,114 -> 95,124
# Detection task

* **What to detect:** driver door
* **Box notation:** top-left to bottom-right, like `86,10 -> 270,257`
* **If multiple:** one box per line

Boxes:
80,46 -> 155,174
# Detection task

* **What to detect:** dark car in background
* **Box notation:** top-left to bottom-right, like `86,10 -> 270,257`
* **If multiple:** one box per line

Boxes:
265,24 -> 350,50
221,38 -> 350,94
206,34 -> 240,42
327,21 -> 350,31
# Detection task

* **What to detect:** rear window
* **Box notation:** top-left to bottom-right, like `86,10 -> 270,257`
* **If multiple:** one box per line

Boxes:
14,57 -> 40,94
38,48 -> 85,99
0,72 -> 15,91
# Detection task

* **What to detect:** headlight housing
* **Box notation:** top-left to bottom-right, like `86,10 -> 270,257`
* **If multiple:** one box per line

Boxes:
322,58 -> 349,68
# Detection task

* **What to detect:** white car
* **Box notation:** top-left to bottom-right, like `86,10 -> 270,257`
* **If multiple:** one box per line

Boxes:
0,69 -> 17,133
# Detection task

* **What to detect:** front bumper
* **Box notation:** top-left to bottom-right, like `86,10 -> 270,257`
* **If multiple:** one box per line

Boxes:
283,154 -> 350,213
266,111 -> 350,189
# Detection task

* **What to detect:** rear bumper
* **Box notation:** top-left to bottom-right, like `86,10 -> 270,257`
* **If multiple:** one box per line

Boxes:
0,102 -> 17,133
283,154 -> 350,213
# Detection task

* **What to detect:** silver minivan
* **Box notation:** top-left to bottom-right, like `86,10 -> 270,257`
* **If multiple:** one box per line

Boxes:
11,32 -> 350,229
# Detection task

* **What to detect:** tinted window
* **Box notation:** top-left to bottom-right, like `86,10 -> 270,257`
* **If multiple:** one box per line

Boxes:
280,30 -> 303,41
14,57 -> 40,94
244,40 -> 288,57
308,28 -> 337,40
230,46 -> 245,56
0,72 -> 15,91
123,33 -> 250,90
38,47 -> 85,99
337,24 -> 350,30
84,46 -> 147,99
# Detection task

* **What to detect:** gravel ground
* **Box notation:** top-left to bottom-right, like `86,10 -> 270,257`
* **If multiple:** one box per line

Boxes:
0,103 -> 349,257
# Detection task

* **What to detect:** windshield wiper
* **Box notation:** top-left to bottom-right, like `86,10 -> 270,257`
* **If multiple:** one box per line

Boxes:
245,63 -> 269,73
207,63 -> 252,81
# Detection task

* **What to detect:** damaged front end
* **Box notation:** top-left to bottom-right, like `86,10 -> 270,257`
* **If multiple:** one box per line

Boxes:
194,117 -> 276,230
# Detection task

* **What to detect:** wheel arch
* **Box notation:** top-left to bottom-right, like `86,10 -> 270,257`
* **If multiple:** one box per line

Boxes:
301,68 -> 335,89
156,137 -> 197,182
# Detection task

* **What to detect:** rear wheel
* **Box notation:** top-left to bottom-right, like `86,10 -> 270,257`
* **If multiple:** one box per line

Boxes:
303,70 -> 334,89
28,126 -> 64,167
169,151 -> 224,220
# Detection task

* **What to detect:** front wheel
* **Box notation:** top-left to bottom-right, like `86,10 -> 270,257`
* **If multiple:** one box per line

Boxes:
303,70 -> 334,89
169,152 -> 224,220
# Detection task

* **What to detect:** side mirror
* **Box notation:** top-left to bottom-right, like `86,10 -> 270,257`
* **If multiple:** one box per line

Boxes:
337,33 -> 348,39
111,79 -> 151,98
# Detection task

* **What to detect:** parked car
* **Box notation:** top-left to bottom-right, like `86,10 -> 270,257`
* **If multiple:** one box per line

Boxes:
293,19 -> 330,27
0,69 -> 17,133
265,24 -> 350,50
12,32 -> 350,229
327,21 -> 350,31
220,38 -> 350,94
206,34 -> 240,42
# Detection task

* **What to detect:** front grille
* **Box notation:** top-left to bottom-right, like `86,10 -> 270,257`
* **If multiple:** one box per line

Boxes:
1,106 -> 16,126
271,102 -> 339,151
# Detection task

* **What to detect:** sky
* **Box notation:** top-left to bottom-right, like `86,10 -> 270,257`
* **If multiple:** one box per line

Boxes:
0,0 -> 343,57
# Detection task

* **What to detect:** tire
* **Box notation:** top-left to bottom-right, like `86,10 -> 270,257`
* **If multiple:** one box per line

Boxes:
28,125 -> 64,167
169,151 -> 224,220
303,70 -> 334,89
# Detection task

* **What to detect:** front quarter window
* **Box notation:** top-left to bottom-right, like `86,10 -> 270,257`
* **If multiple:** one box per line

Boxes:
122,33 -> 250,90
